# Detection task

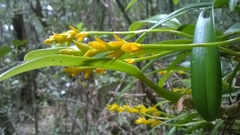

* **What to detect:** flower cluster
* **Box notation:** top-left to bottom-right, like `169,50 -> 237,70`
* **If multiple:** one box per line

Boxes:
44,25 -> 142,57
44,25 -> 87,46
135,116 -> 162,127
64,67 -> 105,78
107,103 -> 164,126
44,26 -> 143,77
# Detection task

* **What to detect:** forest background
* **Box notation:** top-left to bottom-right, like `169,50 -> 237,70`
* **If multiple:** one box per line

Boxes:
0,0 -> 240,135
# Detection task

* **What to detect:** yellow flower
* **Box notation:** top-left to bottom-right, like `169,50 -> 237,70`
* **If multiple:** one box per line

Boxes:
73,40 -> 90,53
44,35 -> 55,45
148,106 -> 161,116
117,107 -> 125,112
89,37 -> 113,51
121,42 -> 141,53
106,50 -> 125,59
83,49 -> 100,57
68,25 -> 80,34
107,103 -> 120,112
96,68 -> 105,75
123,105 -> 138,113
173,87 -> 191,94
177,70 -> 185,74
149,106 -> 158,112
149,119 -> 162,127
135,105 -> 148,114
64,67 -> 95,78
135,117 -> 150,125
44,25 -> 80,46
64,67 -> 82,77
124,59 -> 135,64
152,111 -> 161,116
173,87 -> 185,92
159,70 -> 168,75
108,34 -> 127,48
75,32 -> 88,41
83,68 -> 93,78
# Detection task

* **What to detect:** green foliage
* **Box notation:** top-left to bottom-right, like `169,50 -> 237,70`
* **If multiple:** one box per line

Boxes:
125,0 -> 138,11
173,0 -> 179,5
1,0 -> 240,134
129,14 -> 181,30
0,45 -> 11,58
191,8 -> 222,121
12,39 -> 28,47
229,0 -> 238,11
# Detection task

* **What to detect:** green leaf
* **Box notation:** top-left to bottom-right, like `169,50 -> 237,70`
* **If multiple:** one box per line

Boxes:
224,23 -> 240,34
229,0 -> 238,11
76,22 -> 83,30
136,2 -> 212,43
211,119 -> 224,135
214,0 -> 230,8
0,45 -> 12,58
184,123 -> 211,134
177,24 -> 222,37
0,53 -> 183,102
0,54 -> 139,82
167,127 -> 176,135
177,113 -> 199,124
173,0 -> 179,5
191,8 -> 222,121
177,24 -> 196,36
125,0 -> 138,11
12,39 -> 28,47
129,14 -> 181,30
24,47 -> 67,61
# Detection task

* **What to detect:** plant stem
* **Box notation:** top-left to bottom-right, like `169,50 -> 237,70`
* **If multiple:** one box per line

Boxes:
85,28 -> 193,39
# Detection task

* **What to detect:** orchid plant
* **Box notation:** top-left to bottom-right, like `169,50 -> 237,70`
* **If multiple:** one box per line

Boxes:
1,0 -> 240,134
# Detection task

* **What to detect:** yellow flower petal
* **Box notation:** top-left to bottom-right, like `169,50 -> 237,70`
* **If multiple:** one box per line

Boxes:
135,117 -> 150,125
75,32 -> 88,41
149,119 -> 162,127
177,70 -> 185,74
69,25 -> 80,33
106,50 -> 125,59
108,41 -> 125,47
84,69 -> 93,78
64,67 -> 82,77
108,34 -> 127,48
124,59 -> 135,64
117,107 -> 125,112
83,49 -> 99,57
96,68 -> 105,75
94,37 -> 104,43
44,38 -> 55,45
159,70 -> 168,75
89,41 -> 108,51
121,42 -> 141,53
113,34 -> 124,41
73,40 -> 90,53
89,37 -> 113,51
107,103 -> 120,112
123,105 -> 138,113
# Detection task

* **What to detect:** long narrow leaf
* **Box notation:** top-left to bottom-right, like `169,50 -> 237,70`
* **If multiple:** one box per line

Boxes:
136,2 -> 212,43
125,0 -> 138,11
0,54 -> 182,102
